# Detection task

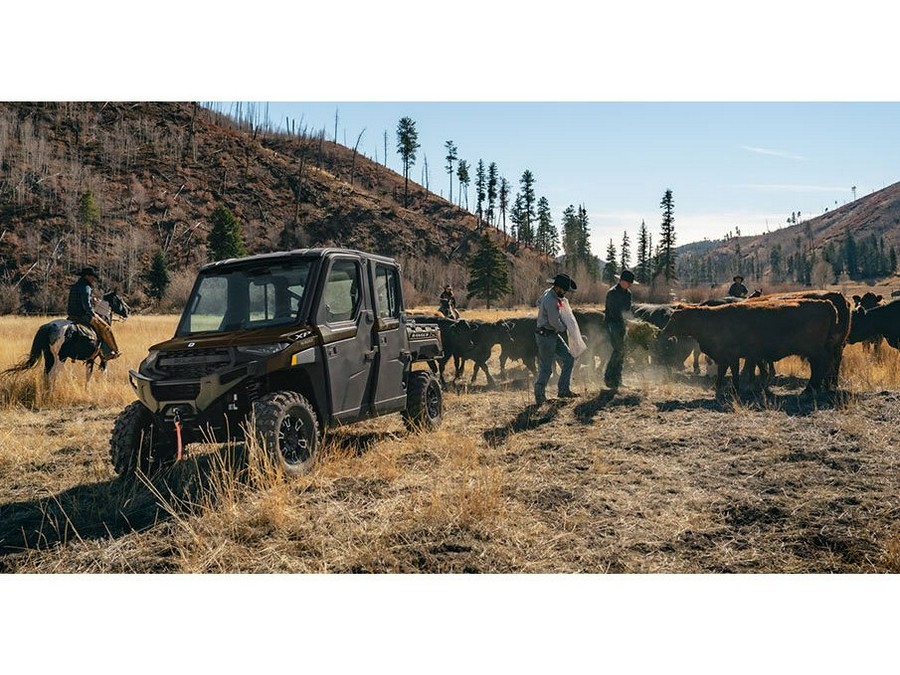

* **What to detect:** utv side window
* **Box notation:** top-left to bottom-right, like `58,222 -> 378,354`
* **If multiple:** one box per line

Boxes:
321,259 -> 362,323
374,264 -> 402,319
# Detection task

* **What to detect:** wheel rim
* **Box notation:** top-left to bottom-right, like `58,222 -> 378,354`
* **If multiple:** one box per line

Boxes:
279,408 -> 312,465
425,382 -> 441,420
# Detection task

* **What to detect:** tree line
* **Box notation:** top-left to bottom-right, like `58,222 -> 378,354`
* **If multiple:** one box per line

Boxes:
677,225 -> 898,288
601,189 -> 678,287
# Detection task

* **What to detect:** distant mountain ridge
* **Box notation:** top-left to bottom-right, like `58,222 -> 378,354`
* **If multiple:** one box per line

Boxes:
675,181 -> 900,285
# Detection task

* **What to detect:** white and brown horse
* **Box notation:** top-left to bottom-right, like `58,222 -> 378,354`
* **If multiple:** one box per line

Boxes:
3,291 -> 131,385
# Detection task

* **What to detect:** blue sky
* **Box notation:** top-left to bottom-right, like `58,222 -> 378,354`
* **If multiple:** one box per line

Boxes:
251,102 -> 900,256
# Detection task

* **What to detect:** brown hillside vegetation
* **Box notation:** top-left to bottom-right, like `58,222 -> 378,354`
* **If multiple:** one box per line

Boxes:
1,312 -> 899,573
677,181 -> 900,287
0,102 -> 554,312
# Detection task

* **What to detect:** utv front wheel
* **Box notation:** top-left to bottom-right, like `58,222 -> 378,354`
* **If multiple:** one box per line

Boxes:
253,391 -> 320,476
403,371 -> 443,432
110,401 -> 158,476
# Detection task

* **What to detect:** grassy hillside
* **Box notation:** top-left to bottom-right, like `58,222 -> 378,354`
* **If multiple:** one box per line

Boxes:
676,181 -> 900,288
0,102 -> 555,313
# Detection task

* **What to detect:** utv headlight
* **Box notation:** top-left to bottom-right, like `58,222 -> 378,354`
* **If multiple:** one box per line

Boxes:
235,342 -> 291,356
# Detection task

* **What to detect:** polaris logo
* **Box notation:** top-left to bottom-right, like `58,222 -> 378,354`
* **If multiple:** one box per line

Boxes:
188,342 -> 196,347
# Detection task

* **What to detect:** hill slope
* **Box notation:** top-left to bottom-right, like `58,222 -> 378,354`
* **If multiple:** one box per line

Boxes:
676,182 -> 900,287
0,102 -> 554,312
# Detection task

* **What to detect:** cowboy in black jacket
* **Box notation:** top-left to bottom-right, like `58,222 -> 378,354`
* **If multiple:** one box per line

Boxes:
67,267 -> 120,359
604,269 -> 636,389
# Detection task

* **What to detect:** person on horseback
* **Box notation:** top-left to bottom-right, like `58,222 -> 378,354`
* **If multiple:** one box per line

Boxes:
438,284 -> 459,319
67,267 -> 120,360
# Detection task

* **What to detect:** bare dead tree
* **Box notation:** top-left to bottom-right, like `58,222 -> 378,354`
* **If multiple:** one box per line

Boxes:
350,128 -> 366,187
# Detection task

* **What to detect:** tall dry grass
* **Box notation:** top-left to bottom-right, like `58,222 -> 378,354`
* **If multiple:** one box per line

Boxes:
0,315 -> 178,410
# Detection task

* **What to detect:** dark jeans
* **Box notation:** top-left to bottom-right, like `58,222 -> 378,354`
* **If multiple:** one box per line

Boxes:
534,332 -> 574,401
604,323 -> 626,387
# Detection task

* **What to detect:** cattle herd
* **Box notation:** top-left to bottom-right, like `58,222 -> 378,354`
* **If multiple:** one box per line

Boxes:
411,290 -> 900,398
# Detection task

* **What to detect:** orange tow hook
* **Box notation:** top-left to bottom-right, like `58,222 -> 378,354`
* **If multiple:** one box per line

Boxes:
174,410 -> 184,462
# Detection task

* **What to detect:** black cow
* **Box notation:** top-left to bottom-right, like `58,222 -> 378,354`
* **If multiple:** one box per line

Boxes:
851,292 -> 886,356
572,309 -> 611,374
499,316 -> 538,377
453,319 -> 512,386
849,298 -> 900,351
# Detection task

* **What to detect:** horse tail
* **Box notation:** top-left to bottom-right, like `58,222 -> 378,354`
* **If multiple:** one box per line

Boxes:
2,324 -> 52,375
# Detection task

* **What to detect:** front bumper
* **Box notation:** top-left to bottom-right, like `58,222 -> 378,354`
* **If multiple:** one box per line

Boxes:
129,363 -> 256,416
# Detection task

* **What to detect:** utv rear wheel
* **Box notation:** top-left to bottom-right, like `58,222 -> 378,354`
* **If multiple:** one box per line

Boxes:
403,371 -> 443,432
110,401 -> 158,476
253,391 -> 320,476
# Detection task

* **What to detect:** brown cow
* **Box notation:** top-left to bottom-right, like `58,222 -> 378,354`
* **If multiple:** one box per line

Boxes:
661,299 -> 838,394
745,291 -> 851,389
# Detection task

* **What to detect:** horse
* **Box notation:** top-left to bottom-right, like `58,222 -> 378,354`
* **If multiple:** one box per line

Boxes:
3,291 -> 131,385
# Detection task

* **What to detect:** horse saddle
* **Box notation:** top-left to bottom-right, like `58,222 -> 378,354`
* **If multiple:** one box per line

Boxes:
59,324 -> 100,362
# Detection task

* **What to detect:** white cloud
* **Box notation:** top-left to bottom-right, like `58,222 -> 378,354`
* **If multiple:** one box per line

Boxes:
741,146 -> 807,161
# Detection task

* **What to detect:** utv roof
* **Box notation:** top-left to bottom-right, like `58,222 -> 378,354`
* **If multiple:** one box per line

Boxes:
199,248 -> 398,272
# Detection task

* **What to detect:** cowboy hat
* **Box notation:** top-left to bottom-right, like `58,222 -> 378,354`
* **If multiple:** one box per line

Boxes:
547,273 -> 577,291
78,266 -> 101,281
733,275 -> 744,282
617,269 -> 638,284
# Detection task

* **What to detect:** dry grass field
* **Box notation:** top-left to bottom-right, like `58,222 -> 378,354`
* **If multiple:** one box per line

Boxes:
1,310 -> 900,573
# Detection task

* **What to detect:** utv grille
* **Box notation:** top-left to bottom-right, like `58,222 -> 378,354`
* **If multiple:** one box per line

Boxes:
156,348 -> 232,379
152,382 -> 202,401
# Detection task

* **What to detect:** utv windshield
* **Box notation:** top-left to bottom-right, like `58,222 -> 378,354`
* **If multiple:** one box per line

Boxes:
177,260 -> 314,336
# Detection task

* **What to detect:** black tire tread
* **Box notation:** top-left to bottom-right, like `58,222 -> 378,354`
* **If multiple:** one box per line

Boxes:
253,390 -> 320,476
402,371 -> 443,432
109,400 -> 154,476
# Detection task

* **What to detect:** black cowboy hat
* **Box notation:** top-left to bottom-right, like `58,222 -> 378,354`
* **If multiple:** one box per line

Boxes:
547,273 -> 577,291
733,275 -> 744,282
617,269 -> 638,284
78,266 -> 101,281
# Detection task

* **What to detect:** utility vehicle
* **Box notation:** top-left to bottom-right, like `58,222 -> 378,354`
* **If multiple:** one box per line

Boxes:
111,248 -> 443,476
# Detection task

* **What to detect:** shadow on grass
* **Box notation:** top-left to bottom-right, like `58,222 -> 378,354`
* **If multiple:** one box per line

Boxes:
0,444 -> 249,564
573,391 -> 642,424
655,389 -> 852,417
327,429 -> 400,457
483,400 -> 566,447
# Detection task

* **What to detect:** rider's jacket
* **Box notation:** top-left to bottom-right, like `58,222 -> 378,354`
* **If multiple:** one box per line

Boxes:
67,278 -> 95,322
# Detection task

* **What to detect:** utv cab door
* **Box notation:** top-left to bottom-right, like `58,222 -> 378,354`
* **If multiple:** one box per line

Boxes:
316,257 -> 375,423
370,262 -> 408,414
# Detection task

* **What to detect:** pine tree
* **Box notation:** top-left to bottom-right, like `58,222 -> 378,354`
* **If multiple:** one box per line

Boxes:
636,219 -> 650,283
395,117 -> 420,208
498,177 -> 510,237
658,189 -> 677,281
561,205 -> 579,265
466,234 -> 511,308
519,170 -> 537,246
842,228 -> 858,277
509,193 -> 524,242
576,205 -> 594,277
620,230 -> 631,273
890,245 -> 897,274
208,204 -> 248,261
475,160 -> 486,227
486,162 -> 498,227
146,249 -> 170,302
603,239 -> 618,284
535,196 -> 557,255
79,192 -> 100,231
456,160 -> 470,209
444,140 -> 457,204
